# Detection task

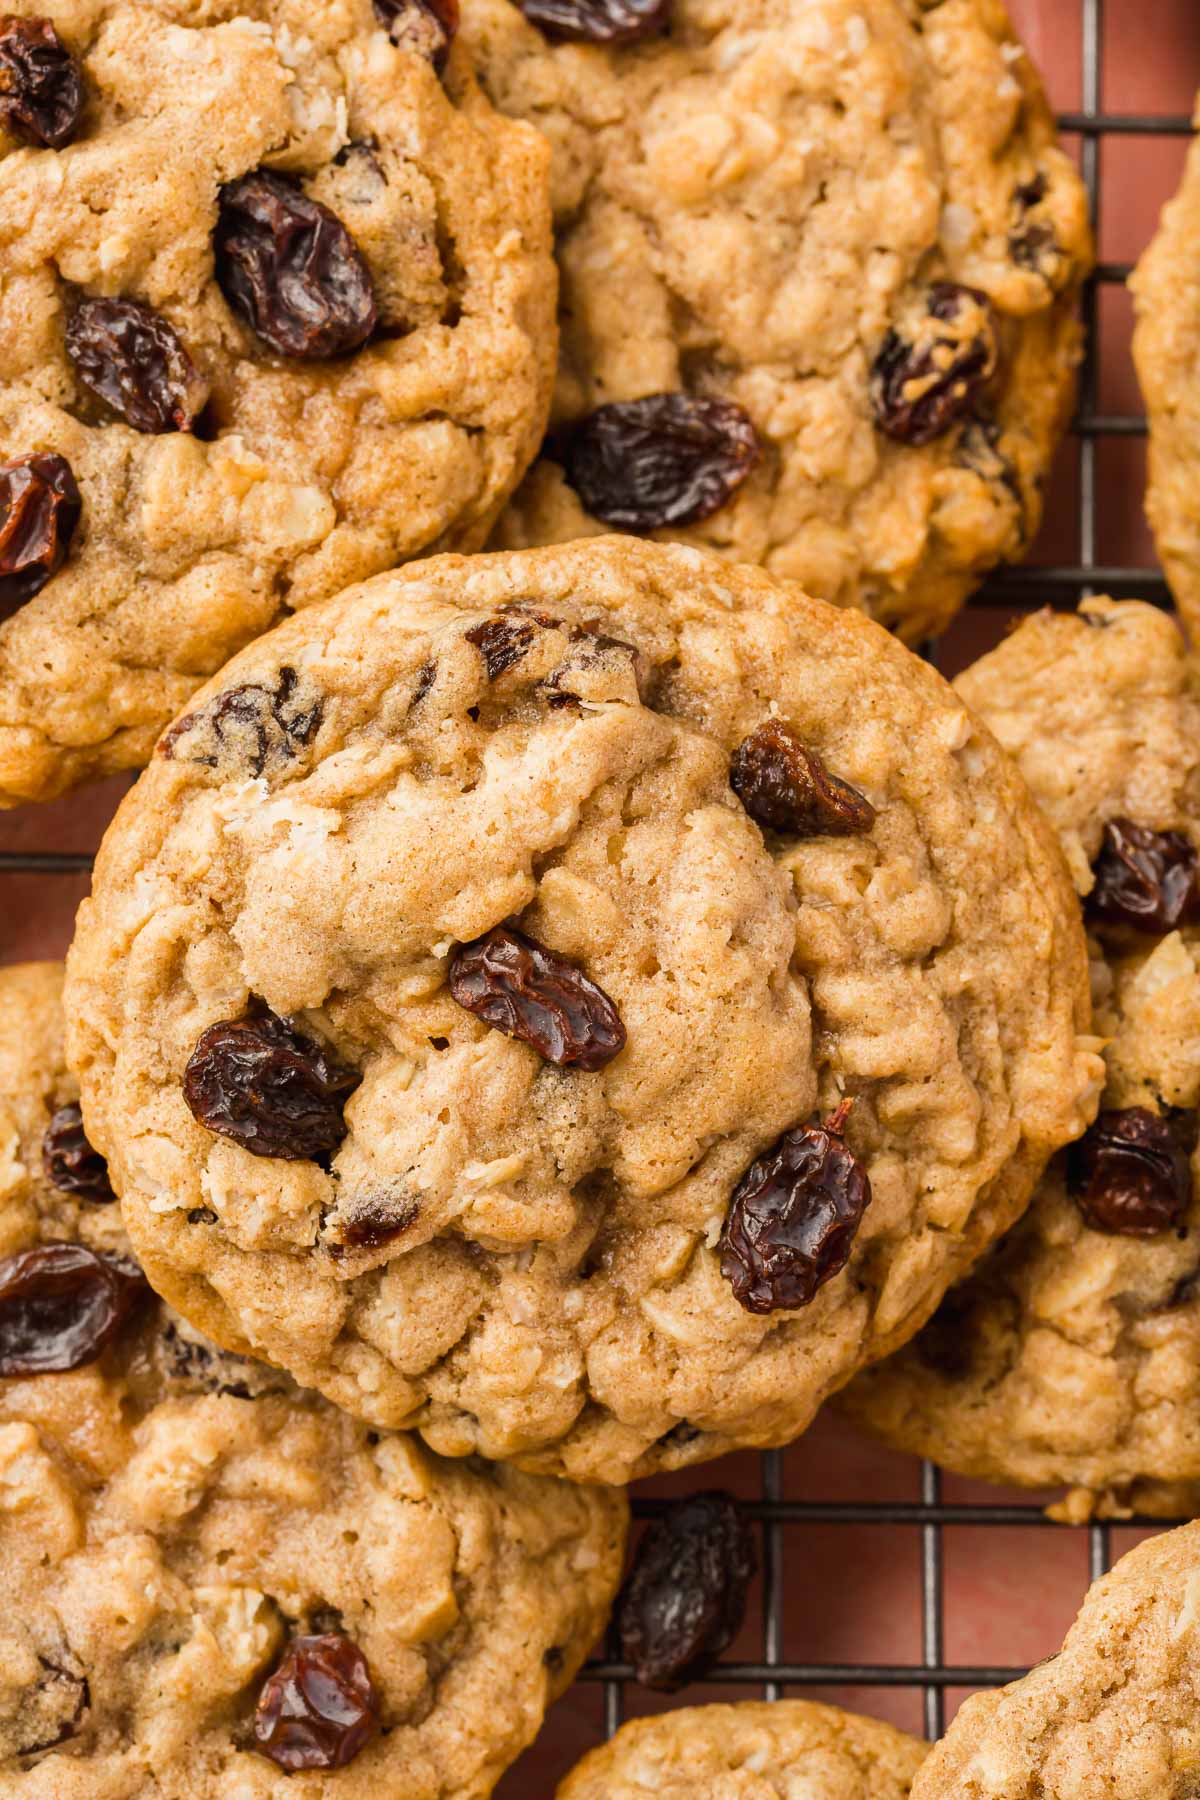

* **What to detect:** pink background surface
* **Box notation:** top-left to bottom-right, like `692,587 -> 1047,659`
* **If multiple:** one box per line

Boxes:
1,1 -> 1197,1791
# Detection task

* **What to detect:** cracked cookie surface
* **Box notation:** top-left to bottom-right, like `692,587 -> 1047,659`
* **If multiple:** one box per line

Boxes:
844,600 -> 1200,1518
910,1522 -> 1200,1800
557,1700 -> 927,1799
66,537 -> 1098,1485
1133,96 -> 1200,644
0,960 -> 625,1797
0,0 -> 556,807
464,0 -> 1091,642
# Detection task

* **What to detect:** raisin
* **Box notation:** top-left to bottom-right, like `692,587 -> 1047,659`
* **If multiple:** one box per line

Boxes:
1009,171 -> 1064,281
0,452 -> 81,618
331,1194 -> 420,1252
160,667 -> 322,774
0,1243 -> 149,1376
215,170 -> 377,360
871,283 -> 997,446
17,1659 -> 89,1757
719,1100 -> 871,1314
0,15 -> 82,148
65,297 -> 208,435
253,1633 -> 379,1772
465,613 -> 542,680
730,722 -> 876,837
563,393 -> 759,531
410,661 -> 437,709
617,1493 -> 756,1690
514,0 -> 670,44
1087,818 -> 1199,933
41,1102 -> 115,1204
184,1009 -> 360,1163
1067,1107 -> 1193,1237
449,925 -> 626,1071
373,0 -> 458,72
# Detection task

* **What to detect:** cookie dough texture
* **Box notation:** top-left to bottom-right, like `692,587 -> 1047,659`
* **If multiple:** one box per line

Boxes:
1132,97 -> 1200,643
844,600 -> 1200,1516
466,0 -> 1091,641
66,538 -> 1099,1485
557,1700 -> 927,1799
0,0 -> 556,807
0,959 -> 130,1263
910,1522 -> 1200,1800
0,966 -> 626,1798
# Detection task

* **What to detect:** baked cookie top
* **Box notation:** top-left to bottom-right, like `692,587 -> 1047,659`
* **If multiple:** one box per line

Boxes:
0,0 -> 555,806
557,1700 -> 927,1799
1132,97 -> 1200,643
65,537 -> 1099,1485
910,1521 -> 1200,1800
0,960 -> 626,1796
843,599 -> 1200,1516
465,0 -> 1091,642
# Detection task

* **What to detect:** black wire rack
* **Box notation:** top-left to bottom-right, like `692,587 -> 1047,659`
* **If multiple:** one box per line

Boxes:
0,0 -> 1193,1778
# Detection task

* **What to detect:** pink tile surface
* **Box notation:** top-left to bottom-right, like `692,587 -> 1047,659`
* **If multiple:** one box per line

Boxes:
0,2 -> 1194,1793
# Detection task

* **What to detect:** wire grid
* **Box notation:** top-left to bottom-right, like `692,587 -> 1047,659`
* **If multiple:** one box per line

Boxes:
0,0 -> 1192,1764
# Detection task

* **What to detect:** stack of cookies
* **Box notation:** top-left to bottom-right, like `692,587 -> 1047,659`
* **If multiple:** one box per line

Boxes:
1,0 -> 1198,1794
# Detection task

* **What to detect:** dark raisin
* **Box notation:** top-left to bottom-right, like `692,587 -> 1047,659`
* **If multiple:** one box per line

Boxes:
17,1659 -> 89,1756
253,1633 -> 379,1772
1067,1107 -> 1193,1237
372,0 -> 458,71
465,613 -> 541,680
0,452 -> 81,617
563,393 -> 759,531
41,1102 -> 115,1204
617,1493 -> 756,1691
449,925 -> 626,1071
871,283 -> 997,446
542,1645 -> 565,1674
160,667 -> 322,774
514,0 -> 670,44
1087,818 -> 1199,934
1009,171 -> 1063,279
187,1206 -> 217,1225
329,1194 -> 419,1252
719,1100 -> 871,1314
410,661 -> 437,709
729,722 -> 876,837
0,15 -> 82,148
215,170 -> 377,360
65,298 -> 207,434
183,1009 -> 360,1162
0,1243 -> 149,1376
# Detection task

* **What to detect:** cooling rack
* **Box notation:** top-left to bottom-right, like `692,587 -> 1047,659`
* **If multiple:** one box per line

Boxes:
0,0 -> 1192,1787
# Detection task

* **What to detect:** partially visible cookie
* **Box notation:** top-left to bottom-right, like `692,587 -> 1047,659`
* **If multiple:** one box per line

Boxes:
466,0 -> 1091,641
910,1522 -> 1200,1800
843,600 -> 1200,1516
1132,98 -> 1200,642
558,1701 -> 928,1799
0,0 -> 556,806
65,537 -> 1099,1485
0,960 -> 627,1795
